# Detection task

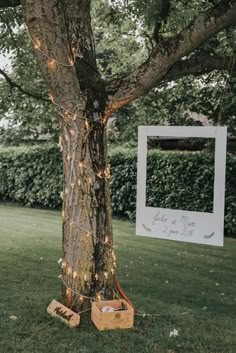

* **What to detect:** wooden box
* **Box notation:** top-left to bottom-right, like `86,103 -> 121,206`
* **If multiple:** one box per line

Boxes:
91,299 -> 134,331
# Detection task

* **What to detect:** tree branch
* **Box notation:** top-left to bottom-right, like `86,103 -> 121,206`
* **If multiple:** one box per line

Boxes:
0,0 -> 21,8
0,68 -> 50,101
165,54 -> 236,80
106,0 -> 236,113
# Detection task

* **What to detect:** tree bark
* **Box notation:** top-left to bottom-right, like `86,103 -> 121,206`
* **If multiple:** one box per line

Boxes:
21,0 -> 115,311
61,113 -> 114,310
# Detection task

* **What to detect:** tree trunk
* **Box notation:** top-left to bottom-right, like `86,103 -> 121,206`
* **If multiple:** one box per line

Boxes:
60,107 -> 115,310
20,0 -> 116,311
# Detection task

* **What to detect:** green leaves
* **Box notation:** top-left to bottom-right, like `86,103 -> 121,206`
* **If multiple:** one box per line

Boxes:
0,144 -> 235,236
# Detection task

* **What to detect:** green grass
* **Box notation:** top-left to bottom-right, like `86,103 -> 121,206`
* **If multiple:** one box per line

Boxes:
0,204 -> 236,353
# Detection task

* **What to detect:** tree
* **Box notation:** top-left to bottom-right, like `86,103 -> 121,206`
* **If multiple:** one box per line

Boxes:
1,0 -> 236,310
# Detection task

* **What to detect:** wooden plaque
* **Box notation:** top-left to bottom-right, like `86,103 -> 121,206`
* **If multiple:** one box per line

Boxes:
47,299 -> 80,328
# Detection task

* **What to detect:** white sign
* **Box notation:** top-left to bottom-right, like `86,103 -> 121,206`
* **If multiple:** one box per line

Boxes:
136,126 -> 227,246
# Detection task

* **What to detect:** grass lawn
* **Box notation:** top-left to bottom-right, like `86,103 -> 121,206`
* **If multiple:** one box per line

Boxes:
0,204 -> 236,353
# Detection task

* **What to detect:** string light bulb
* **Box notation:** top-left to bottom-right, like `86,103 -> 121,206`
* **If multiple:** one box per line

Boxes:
66,288 -> 71,296
95,273 -> 98,280
104,271 -> 108,279
34,38 -> 41,49
104,235 -> 109,244
73,271 -> 78,279
49,93 -> 54,102
67,267 -> 72,275
84,274 -> 87,281
47,58 -> 57,70
68,56 -> 74,66
85,119 -> 90,129
79,295 -> 83,301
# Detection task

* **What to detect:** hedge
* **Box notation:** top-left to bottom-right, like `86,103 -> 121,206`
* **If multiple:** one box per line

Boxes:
0,145 -> 235,236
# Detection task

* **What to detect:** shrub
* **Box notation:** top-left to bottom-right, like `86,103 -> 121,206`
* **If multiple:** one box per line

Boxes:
0,145 -> 62,208
0,145 -> 235,236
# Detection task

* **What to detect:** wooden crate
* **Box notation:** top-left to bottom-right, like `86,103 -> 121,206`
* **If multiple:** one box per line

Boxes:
91,299 -> 134,331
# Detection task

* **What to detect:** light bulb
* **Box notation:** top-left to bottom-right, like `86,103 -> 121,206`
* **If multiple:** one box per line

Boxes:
85,119 -> 90,129
104,235 -> 109,244
68,57 -> 74,66
67,267 -> 72,275
47,59 -> 57,70
49,93 -> 54,102
34,38 -> 41,49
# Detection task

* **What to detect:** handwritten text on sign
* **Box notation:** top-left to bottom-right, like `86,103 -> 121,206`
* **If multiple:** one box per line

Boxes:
47,299 -> 80,328
136,126 -> 227,246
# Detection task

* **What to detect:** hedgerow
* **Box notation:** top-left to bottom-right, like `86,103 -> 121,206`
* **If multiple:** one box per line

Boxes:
0,145 -> 235,236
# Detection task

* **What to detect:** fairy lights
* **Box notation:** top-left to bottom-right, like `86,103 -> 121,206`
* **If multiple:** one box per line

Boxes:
34,38 -> 41,50
85,119 -> 90,129
26,25 -> 117,308
67,267 -> 72,275
104,272 -> 108,279
104,235 -> 109,244
47,59 -> 57,70
73,271 -> 78,279
26,26 -> 76,68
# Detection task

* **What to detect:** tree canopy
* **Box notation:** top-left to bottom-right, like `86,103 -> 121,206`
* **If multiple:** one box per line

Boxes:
0,0 -> 236,145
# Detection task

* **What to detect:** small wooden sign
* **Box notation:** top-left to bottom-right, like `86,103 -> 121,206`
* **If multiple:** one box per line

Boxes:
47,299 -> 80,328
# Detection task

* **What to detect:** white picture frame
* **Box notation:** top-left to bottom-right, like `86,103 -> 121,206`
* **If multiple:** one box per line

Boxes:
136,126 -> 227,246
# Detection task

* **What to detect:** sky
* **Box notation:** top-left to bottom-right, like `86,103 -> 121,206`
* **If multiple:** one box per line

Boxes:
0,54 -> 11,71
